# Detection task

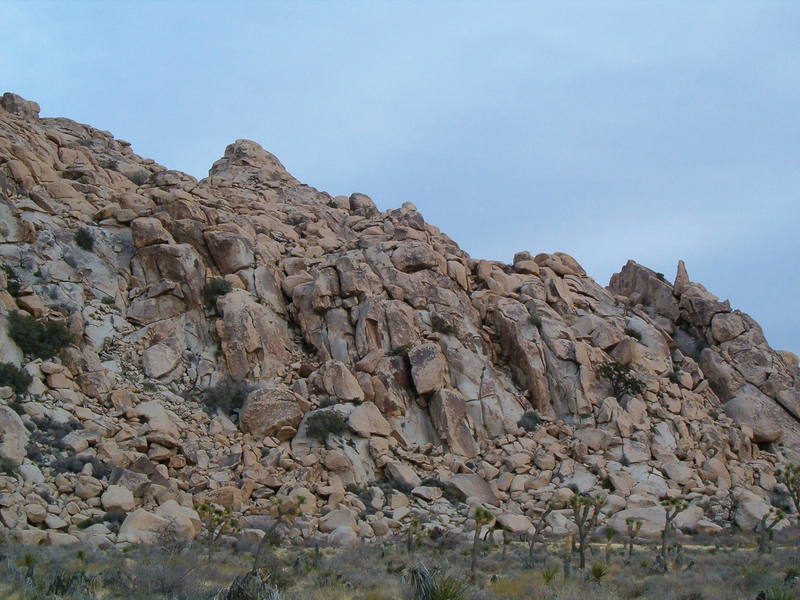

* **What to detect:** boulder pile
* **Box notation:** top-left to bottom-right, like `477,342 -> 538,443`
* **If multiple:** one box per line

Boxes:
0,92 -> 797,548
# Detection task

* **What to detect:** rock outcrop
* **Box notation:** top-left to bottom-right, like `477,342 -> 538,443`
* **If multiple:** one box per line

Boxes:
0,92 -> 797,549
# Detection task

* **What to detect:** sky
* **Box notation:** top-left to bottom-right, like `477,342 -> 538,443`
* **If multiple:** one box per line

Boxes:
4,1 -> 799,353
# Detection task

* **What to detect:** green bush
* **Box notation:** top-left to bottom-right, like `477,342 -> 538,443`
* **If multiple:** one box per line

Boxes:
8,311 -> 73,359
203,278 -> 232,308
517,410 -> 542,432
598,361 -> 646,398
1,264 -> 20,297
305,410 -> 348,442
202,378 -> 254,415
431,314 -> 457,336
127,170 -> 150,186
75,227 -> 94,252
0,456 -> 16,476
624,327 -> 642,342
0,362 -> 32,394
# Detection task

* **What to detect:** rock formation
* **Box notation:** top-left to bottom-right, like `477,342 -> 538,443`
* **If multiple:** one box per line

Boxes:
0,92 -> 798,547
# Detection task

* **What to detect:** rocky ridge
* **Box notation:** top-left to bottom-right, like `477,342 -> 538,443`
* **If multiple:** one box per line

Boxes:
0,92 -> 798,548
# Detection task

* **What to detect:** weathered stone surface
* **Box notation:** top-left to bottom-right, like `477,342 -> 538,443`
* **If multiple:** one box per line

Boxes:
385,462 -> 421,489
408,343 -> 447,395
319,508 -> 357,533
607,507 -> 666,537
118,509 -> 170,544
429,389 -> 478,458
446,474 -> 500,506
347,401 -> 391,437
142,342 -> 180,378
102,485 -> 135,512
239,386 -> 303,437
131,217 -> 174,248
0,405 -> 28,466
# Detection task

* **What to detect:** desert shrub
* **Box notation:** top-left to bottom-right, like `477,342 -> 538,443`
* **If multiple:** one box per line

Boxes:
78,509 -> 126,531
75,227 -> 95,251
0,362 -> 32,394
598,360 -> 646,398
305,410 -> 348,442
431,314 -> 457,336
216,569 -> 282,600
517,410 -> 542,432
126,170 -> 150,186
203,278 -> 232,308
656,272 -> 666,281
99,157 -> 118,170
764,584 -> 795,600
52,455 -> 110,478
529,314 -> 542,327
390,343 -> 412,357
624,327 -> 642,342
201,378 -> 254,415
409,564 -> 468,600
0,456 -> 17,476
7,311 -> 74,359
588,561 -> 609,581
1,264 -> 20,296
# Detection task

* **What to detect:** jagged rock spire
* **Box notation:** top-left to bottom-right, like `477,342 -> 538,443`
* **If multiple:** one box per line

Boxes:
673,259 -> 690,296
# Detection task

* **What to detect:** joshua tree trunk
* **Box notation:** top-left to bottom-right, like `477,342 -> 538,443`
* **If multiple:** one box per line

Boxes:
470,524 -> 481,582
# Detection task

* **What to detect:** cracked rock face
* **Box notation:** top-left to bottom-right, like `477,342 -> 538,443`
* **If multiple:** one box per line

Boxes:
0,93 -> 798,548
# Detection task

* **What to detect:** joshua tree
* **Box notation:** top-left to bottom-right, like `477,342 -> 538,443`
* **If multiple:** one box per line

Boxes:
526,504 -> 553,568
625,517 -> 643,565
253,493 -> 306,569
407,516 -> 422,554
603,527 -> 615,563
777,464 -> 800,513
470,506 -> 493,582
659,496 -> 688,572
197,502 -> 238,561
757,508 -> 785,554
568,493 -> 607,569
562,533 -> 574,581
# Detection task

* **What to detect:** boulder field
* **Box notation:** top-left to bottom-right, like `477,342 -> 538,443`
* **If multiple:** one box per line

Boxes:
0,92 -> 798,548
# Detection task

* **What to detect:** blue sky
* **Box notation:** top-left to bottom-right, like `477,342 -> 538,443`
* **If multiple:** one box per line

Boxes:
4,2 -> 799,352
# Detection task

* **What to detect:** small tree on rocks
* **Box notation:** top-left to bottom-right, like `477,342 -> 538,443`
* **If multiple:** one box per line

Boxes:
470,506 -> 493,582
568,493 -> 607,569
757,508 -> 785,554
625,517 -> 642,565
659,496 -> 688,572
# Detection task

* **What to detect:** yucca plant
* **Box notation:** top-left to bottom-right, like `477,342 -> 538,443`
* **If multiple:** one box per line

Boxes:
410,564 -> 468,600
588,561 -> 609,582
541,564 -> 559,585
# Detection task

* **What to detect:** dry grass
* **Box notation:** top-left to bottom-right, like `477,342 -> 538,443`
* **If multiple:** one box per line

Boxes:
0,532 -> 797,599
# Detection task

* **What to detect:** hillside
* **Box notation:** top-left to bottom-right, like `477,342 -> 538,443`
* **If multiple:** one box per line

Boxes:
0,91 -> 798,548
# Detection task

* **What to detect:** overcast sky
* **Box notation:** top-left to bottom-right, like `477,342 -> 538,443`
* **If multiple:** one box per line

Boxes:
4,2 -> 799,352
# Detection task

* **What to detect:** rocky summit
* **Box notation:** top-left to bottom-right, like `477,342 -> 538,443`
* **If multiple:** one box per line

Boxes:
0,91 -> 798,549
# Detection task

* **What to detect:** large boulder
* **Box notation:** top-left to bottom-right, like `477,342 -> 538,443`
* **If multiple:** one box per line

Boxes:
239,386 -> 303,437
429,389 -> 478,458
101,485 -> 135,512
134,401 -> 179,438
408,343 -> 447,395
154,500 -> 201,539
607,507 -> 666,537
319,508 -> 357,533
347,402 -> 391,437
317,360 -> 364,402
723,385 -> 783,443
216,291 -> 292,380
118,509 -> 171,544
0,405 -> 28,466
445,474 -> 499,506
